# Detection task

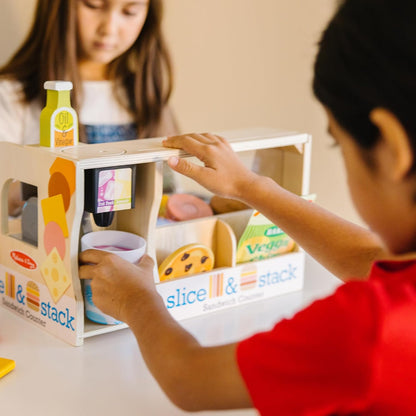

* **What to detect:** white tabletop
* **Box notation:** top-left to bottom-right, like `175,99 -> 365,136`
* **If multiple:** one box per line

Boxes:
0,255 -> 341,416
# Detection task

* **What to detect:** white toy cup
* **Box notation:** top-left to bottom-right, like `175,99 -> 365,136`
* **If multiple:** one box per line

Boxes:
81,230 -> 146,325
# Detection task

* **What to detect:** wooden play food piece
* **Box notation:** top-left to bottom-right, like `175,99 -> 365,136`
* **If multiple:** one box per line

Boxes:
41,194 -> 69,237
236,211 -> 296,263
158,243 -> 215,281
48,171 -> 71,211
165,194 -> 213,221
43,220 -> 66,259
49,157 -> 76,196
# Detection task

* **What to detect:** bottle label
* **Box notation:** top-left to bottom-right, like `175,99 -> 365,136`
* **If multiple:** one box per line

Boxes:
50,107 -> 78,147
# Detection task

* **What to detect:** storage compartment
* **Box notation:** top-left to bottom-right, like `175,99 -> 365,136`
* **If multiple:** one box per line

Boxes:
154,207 -> 304,320
155,217 -> 237,274
156,249 -> 305,321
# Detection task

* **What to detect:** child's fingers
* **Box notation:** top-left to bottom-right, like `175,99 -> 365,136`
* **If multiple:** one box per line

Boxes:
167,156 -> 207,181
163,133 -> 216,151
134,254 -> 155,268
78,262 -> 98,280
163,135 -> 211,163
79,249 -> 108,266
164,134 -> 232,170
203,133 -> 231,147
164,133 -> 200,145
187,133 -> 217,144
78,250 -> 114,280
78,264 -> 92,279
163,134 -> 193,149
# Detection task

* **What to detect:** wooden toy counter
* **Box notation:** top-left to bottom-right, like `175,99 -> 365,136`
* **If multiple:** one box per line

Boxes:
0,127 -> 311,345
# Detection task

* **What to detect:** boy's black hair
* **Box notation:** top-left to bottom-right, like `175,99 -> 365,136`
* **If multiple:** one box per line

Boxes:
313,0 -> 416,155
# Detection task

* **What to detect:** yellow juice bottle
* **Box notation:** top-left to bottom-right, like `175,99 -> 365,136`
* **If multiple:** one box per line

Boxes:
40,81 -> 78,148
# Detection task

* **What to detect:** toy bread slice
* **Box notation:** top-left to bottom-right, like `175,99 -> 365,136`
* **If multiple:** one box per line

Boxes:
159,243 -> 214,281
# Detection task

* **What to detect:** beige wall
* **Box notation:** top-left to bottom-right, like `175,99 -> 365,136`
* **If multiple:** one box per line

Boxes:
0,0 -> 361,225
0,0 -> 34,65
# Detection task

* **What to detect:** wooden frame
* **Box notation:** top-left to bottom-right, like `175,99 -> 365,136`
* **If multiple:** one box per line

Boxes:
0,128 -> 311,345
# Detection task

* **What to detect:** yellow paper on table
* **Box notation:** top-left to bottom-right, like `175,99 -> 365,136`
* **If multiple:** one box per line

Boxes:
236,211 -> 296,263
0,358 -> 15,379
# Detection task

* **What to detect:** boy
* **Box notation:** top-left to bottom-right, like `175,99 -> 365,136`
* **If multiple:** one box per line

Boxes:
79,0 -> 416,413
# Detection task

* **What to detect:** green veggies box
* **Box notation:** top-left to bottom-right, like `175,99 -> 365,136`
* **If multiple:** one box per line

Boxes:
236,211 -> 296,263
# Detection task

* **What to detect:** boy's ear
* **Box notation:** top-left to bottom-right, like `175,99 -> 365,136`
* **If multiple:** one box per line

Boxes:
369,108 -> 413,181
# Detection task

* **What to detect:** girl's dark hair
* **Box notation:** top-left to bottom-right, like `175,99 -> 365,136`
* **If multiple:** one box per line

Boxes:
0,0 -> 173,140
313,0 -> 416,152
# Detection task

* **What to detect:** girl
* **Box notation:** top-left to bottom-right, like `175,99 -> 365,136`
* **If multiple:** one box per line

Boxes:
0,0 -> 177,214
80,0 -> 416,414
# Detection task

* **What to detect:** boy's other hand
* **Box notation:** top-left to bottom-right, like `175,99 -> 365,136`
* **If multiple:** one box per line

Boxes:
163,133 -> 258,201
79,251 -> 156,323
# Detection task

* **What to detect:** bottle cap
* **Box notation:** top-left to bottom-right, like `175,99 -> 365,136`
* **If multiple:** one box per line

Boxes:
44,81 -> 73,91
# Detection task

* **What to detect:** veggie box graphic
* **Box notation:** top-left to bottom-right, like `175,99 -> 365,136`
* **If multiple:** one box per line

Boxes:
156,251 -> 305,321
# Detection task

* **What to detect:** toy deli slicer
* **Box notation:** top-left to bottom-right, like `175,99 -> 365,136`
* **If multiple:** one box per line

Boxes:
0,83 -> 313,346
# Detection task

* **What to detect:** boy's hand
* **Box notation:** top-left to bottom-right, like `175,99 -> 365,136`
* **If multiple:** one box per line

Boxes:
163,133 -> 258,201
79,251 -> 156,323
79,250 -> 253,412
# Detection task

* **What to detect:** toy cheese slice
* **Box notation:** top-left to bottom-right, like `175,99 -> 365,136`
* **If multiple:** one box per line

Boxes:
40,247 -> 71,303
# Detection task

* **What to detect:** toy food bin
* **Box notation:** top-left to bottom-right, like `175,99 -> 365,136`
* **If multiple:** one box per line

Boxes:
0,127 -> 311,345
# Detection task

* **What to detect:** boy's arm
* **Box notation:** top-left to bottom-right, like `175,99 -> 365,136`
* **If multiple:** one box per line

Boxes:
239,175 -> 387,280
79,251 -> 252,412
163,133 -> 389,280
128,295 -> 252,411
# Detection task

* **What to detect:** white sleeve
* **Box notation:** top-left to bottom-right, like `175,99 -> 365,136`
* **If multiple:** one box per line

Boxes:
0,79 -> 26,144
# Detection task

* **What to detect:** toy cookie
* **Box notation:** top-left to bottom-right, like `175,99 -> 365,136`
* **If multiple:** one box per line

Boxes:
159,243 -> 214,281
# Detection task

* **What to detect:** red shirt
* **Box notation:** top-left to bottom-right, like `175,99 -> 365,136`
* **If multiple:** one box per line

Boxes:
237,260 -> 416,415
